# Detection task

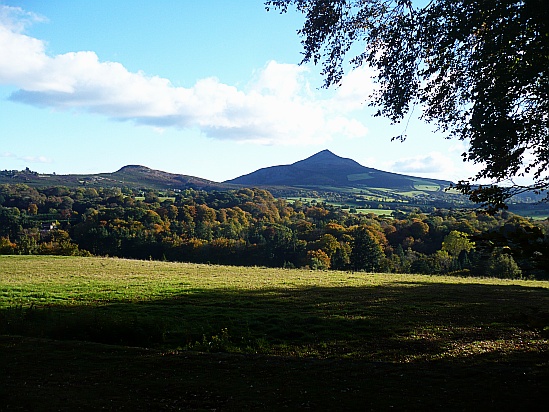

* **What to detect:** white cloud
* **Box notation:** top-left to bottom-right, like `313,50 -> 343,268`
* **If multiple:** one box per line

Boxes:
1,151 -> 52,164
250,60 -> 311,99
0,26 -> 46,86
0,5 -> 46,32
20,155 -> 52,164
0,7 -> 369,146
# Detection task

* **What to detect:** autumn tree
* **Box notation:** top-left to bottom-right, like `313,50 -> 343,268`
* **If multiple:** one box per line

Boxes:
266,0 -> 549,210
0,237 -> 16,254
307,249 -> 331,269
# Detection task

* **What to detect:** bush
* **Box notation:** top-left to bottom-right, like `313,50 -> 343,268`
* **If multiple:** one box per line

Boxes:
0,237 -> 16,254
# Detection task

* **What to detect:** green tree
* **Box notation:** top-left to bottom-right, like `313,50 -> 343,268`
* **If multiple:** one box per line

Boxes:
261,223 -> 301,267
0,207 -> 21,239
331,241 -> 351,270
267,0 -> 549,210
16,234 -> 38,255
350,226 -> 384,272
442,230 -> 475,257
409,250 -> 453,275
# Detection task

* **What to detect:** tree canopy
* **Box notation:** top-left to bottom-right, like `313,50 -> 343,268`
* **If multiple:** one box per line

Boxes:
266,0 -> 549,211
1,183 -> 548,278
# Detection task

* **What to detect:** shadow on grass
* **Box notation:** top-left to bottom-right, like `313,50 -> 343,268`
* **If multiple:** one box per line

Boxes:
2,334 -> 548,411
2,281 -> 549,411
2,281 -> 548,362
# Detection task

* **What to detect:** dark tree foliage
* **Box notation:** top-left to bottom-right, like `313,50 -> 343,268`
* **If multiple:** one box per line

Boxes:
266,0 -> 549,211
350,226 -> 384,271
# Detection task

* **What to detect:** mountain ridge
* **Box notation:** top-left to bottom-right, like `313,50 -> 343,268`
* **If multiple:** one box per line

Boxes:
0,164 -> 223,191
1,150 -> 453,193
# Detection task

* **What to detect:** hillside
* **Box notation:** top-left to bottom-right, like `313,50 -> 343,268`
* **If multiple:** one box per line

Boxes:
107,165 -> 221,190
0,165 -> 226,191
225,149 -> 453,191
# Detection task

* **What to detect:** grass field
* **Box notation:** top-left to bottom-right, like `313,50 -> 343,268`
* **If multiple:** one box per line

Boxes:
353,208 -> 394,216
2,255 -> 549,410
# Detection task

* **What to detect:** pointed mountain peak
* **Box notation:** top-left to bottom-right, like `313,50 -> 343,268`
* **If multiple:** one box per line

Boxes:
301,149 -> 340,161
315,149 -> 338,157
293,149 -> 363,168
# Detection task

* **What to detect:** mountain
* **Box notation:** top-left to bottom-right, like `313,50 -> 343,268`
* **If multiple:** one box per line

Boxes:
224,149 -> 453,191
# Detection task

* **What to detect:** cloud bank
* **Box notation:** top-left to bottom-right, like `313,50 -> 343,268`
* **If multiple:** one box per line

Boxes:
389,150 -> 488,184
0,6 -> 372,145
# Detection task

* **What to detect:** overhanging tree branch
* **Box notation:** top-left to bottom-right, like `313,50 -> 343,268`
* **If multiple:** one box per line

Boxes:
266,0 -> 549,211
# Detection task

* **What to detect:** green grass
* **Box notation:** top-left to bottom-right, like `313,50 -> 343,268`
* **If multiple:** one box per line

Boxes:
412,182 -> 444,192
2,255 -> 549,410
352,208 -> 394,215
530,215 -> 549,220
347,173 -> 374,181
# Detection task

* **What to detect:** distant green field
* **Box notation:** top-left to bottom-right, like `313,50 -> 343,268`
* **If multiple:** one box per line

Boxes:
340,207 -> 394,216
2,255 -> 548,410
347,173 -> 374,181
355,208 -> 394,215
413,184 -> 442,192
133,196 -> 176,202
399,190 -> 428,196
507,206 -> 549,220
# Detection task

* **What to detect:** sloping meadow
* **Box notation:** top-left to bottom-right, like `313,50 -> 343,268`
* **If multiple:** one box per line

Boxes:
2,255 -> 549,410
2,255 -> 548,359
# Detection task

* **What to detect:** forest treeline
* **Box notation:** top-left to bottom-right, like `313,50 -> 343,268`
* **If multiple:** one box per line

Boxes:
1,184 -> 548,279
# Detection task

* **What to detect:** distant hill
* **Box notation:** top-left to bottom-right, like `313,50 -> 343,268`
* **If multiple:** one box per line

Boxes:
1,150 -> 453,194
0,165 -> 225,191
108,165 -> 220,190
225,149 -> 453,191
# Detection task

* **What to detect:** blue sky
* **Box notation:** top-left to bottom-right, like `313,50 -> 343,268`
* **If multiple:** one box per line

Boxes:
1,1 -> 481,183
